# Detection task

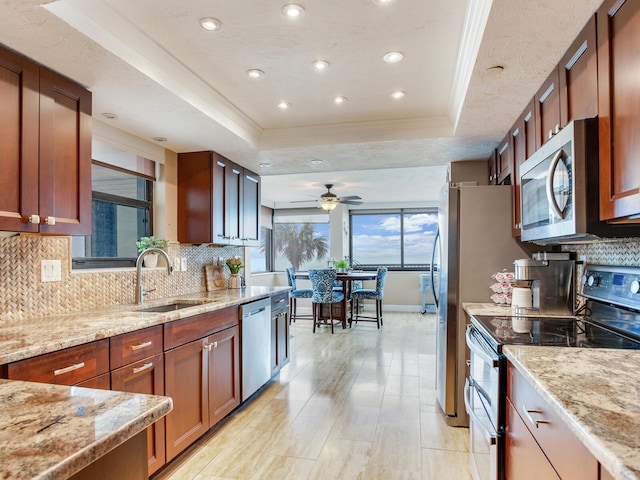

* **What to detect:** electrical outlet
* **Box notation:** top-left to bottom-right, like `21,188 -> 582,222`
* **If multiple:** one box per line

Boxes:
173,257 -> 181,271
41,259 -> 62,282
181,257 -> 188,271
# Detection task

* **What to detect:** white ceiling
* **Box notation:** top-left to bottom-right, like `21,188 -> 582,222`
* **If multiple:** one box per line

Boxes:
0,0 -> 602,206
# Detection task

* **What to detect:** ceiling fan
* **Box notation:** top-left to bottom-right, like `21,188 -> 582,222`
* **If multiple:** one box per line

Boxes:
292,184 -> 363,210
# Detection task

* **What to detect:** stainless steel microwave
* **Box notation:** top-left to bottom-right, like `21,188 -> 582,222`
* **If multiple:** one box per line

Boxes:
520,118 -> 640,244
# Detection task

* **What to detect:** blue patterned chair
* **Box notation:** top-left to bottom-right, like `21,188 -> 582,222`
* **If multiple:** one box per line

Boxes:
350,267 -> 388,329
308,269 -> 345,334
285,267 -> 313,323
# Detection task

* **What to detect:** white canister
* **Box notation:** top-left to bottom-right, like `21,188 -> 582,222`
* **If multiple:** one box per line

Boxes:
511,287 -> 533,309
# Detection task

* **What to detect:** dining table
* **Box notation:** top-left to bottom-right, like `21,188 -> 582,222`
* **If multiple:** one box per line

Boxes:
295,270 -> 378,328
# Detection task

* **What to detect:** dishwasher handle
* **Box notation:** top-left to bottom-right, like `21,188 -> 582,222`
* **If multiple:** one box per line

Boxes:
245,306 -> 267,317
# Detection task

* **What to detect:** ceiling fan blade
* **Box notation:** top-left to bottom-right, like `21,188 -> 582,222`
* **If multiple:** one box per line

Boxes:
338,195 -> 362,201
341,199 -> 363,205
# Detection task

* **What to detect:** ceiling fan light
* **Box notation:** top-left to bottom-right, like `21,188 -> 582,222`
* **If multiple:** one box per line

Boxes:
320,200 -> 338,211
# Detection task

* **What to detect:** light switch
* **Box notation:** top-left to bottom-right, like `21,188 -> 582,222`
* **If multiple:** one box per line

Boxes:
173,257 -> 181,271
181,257 -> 187,271
41,259 -> 62,282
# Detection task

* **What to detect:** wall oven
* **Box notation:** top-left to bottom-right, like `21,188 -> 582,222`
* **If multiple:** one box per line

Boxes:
466,264 -> 640,480
519,118 -> 640,244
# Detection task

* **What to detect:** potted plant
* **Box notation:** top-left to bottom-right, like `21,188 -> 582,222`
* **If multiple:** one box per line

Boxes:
225,256 -> 244,288
333,259 -> 349,273
136,236 -> 168,267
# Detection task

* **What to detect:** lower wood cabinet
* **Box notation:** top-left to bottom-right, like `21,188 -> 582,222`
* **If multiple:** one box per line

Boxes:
271,292 -> 290,376
111,353 -> 166,475
164,324 -> 240,461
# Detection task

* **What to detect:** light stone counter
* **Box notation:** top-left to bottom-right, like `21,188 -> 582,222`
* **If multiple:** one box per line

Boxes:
463,302 -> 573,318
0,378 -> 172,479
0,286 -> 289,365
504,346 -> 640,480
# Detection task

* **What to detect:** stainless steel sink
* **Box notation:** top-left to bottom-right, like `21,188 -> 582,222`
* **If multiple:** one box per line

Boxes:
136,302 -> 202,313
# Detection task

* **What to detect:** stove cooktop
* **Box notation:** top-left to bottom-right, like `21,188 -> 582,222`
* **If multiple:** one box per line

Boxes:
470,315 -> 640,352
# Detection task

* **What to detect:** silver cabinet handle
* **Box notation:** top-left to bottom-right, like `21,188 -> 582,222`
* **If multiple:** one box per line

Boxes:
204,343 -> 212,351
213,341 -> 218,348
44,216 -> 56,225
130,341 -> 152,351
54,362 -> 85,376
28,214 -> 41,224
522,405 -> 551,428
132,362 -> 153,374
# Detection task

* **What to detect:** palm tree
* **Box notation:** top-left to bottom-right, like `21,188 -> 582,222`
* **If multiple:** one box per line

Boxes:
273,223 -> 328,270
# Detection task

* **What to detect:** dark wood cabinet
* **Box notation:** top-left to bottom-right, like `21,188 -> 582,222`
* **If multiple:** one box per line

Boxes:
510,100 -> 536,236
597,0 -> 640,220
206,325 -> 240,425
110,326 -> 165,475
487,150 -> 498,185
506,362 -> 598,480
559,15 -> 598,127
178,151 -> 260,246
496,134 -> 512,185
270,292 -> 290,376
0,45 -> 91,235
534,68 -> 561,149
76,372 -> 111,390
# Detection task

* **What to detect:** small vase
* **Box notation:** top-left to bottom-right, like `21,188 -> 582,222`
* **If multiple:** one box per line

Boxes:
228,273 -> 241,289
143,253 -> 159,268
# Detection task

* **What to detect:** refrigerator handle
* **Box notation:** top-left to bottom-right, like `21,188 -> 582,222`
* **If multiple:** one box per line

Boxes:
430,227 -> 440,309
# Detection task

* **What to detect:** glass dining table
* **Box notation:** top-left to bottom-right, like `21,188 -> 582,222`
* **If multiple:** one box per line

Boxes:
295,270 -> 377,327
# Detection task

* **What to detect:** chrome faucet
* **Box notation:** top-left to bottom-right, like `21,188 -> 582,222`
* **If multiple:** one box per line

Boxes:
135,248 -> 172,304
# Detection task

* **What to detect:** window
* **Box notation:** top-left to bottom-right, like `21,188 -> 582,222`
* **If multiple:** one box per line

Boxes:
250,226 -> 272,273
350,208 -> 437,270
72,162 -> 154,268
273,209 -> 330,271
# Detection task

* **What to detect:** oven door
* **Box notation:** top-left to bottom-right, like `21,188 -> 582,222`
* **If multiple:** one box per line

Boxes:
520,131 -> 575,242
465,378 -> 498,480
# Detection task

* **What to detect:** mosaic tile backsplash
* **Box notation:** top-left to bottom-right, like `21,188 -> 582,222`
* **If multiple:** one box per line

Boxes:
0,235 -> 243,322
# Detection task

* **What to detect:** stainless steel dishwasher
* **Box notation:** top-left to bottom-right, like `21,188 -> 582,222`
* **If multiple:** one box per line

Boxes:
240,298 -> 272,401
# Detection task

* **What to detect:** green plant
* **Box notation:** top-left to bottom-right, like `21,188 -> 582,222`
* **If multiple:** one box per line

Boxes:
226,256 -> 244,274
136,236 -> 168,253
333,259 -> 349,269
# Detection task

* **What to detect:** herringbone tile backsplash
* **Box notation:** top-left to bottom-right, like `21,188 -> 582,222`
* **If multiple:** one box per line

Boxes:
0,235 -> 243,322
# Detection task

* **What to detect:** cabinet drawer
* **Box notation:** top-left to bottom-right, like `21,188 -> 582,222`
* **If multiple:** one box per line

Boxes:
8,339 -> 109,385
76,372 -> 111,390
164,306 -> 239,350
271,292 -> 288,313
110,325 -> 163,369
507,363 -> 597,480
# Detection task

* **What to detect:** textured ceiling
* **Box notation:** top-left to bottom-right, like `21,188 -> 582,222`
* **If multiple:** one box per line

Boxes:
0,0 -> 603,205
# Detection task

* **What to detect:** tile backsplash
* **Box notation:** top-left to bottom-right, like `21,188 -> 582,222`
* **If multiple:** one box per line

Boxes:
0,235 -> 243,322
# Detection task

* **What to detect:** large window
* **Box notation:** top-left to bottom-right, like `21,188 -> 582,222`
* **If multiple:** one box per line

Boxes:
350,209 -> 437,270
250,226 -> 272,273
272,209 -> 330,271
72,162 -> 154,268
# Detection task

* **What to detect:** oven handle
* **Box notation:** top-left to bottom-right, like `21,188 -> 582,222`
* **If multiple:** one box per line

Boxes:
464,378 -> 497,445
545,149 -> 566,220
466,327 -> 499,368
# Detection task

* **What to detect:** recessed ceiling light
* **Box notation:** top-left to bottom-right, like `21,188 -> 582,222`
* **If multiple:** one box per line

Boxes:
101,112 -> 118,120
200,17 -> 222,31
153,136 -> 167,142
247,69 -> 265,78
383,51 -> 404,63
390,90 -> 406,99
310,159 -> 323,165
334,96 -> 347,104
278,101 -> 291,110
281,3 -> 305,18
373,0 -> 396,4
259,162 -> 272,168
312,60 -> 329,71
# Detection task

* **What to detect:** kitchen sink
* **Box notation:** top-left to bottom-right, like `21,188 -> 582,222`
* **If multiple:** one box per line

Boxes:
136,302 -> 204,313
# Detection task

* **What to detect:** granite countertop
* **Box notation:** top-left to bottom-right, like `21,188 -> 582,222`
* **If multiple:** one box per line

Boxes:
0,286 -> 289,365
0,378 -> 172,480
463,302 -> 572,318
504,346 -> 640,480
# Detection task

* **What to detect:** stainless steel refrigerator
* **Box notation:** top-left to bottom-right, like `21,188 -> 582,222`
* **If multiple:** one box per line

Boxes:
432,183 -> 529,427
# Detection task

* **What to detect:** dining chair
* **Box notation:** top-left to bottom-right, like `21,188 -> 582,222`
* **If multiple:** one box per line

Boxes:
350,267 -> 387,329
285,267 -> 313,323
308,269 -> 345,334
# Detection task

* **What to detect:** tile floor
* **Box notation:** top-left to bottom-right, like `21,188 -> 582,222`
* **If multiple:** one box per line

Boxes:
154,311 -> 472,480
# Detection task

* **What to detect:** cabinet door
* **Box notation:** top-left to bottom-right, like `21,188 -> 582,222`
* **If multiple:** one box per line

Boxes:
178,151 -> 213,243
207,325 -> 240,426
242,170 -> 260,246
38,67 -> 92,235
225,162 -> 243,245
559,15 -> 598,127
511,101 -> 536,236
505,399 -> 561,480
598,0 -> 640,220
212,154 -> 228,244
164,338 -> 209,461
535,68 -> 561,149
76,372 -> 111,390
496,134 -> 512,184
0,47 -> 39,232
487,150 -> 498,185
111,354 -> 166,475
277,311 -> 290,369
271,312 -> 279,376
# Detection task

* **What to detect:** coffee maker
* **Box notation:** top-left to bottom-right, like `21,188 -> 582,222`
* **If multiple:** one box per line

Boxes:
514,252 -> 575,315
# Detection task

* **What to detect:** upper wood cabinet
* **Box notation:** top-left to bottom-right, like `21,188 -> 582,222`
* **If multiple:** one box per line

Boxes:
178,151 -> 261,245
597,0 -> 640,220
510,100 -> 536,236
534,68 -> 561,150
496,134 -> 512,185
0,46 -> 91,235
